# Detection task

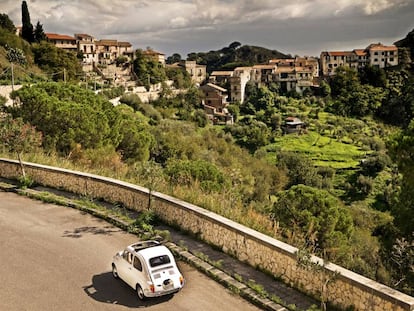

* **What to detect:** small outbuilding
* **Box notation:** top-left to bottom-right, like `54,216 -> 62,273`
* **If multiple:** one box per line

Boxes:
283,117 -> 306,134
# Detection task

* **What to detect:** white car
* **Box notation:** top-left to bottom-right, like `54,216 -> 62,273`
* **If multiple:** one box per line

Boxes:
112,240 -> 184,300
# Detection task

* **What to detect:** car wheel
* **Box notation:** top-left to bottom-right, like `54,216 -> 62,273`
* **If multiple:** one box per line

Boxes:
112,264 -> 119,279
136,285 -> 146,300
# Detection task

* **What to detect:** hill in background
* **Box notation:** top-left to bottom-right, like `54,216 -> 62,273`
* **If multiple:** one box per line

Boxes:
186,41 -> 290,73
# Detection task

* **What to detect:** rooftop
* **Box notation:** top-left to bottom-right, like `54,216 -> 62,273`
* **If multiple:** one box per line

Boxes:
46,33 -> 76,41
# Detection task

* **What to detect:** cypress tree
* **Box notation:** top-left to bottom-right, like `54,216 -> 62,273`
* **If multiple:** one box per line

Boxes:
21,1 -> 34,43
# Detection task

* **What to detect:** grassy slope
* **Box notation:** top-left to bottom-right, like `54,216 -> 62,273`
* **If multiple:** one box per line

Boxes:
267,131 -> 364,169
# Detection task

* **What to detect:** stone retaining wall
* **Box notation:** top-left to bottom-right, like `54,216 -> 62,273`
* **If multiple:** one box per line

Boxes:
1,158 -> 413,311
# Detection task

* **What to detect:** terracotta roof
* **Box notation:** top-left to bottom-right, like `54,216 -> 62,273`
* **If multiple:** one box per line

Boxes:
96,39 -> 118,46
46,33 -> 76,41
368,45 -> 397,51
353,49 -> 367,56
328,51 -> 353,57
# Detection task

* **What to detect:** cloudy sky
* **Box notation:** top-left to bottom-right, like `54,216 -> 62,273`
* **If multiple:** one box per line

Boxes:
2,0 -> 414,57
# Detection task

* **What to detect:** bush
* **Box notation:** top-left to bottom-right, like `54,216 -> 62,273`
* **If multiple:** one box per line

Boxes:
356,174 -> 373,195
165,159 -> 227,192
360,152 -> 391,176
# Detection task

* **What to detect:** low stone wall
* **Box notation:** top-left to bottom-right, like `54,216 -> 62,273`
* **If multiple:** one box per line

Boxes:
1,158 -> 413,311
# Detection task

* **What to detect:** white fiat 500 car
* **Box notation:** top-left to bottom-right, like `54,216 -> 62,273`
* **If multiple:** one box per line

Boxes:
112,240 -> 184,300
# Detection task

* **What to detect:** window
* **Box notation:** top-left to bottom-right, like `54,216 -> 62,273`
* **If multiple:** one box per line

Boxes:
390,51 -> 394,55
374,52 -> 378,55
149,255 -> 171,267
123,251 -> 132,264
133,257 -> 142,271
390,58 -> 394,62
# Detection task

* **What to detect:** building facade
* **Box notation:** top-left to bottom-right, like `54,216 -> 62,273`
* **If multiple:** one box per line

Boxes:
320,43 -> 398,76
200,83 -> 233,125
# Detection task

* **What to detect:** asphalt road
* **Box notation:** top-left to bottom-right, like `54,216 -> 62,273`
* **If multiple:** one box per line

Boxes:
0,191 -> 260,311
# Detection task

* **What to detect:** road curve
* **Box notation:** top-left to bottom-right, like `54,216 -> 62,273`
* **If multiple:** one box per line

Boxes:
0,191 -> 260,311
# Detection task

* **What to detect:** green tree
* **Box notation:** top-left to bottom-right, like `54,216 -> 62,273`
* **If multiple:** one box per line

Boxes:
272,185 -> 353,258
32,41 -> 82,81
277,151 -> 322,188
21,1 -> 34,43
166,53 -> 182,64
133,49 -> 167,89
329,67 -> 385,117
224,118 -> 271,153
116,105 -> 154,162
359,65 -> 387,88
33,21 -> 46,43
10,82 -> 121,155
0,13 -> 16,33
388,121 -> 414,238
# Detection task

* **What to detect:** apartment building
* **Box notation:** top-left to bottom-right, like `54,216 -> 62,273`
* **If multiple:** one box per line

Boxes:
95,39 -> 131,65
320,43 -> 398,76
75,33 -> 98,65
366,43 -> 398,68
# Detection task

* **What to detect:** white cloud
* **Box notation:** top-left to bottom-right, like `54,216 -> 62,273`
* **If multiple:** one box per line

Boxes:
2,0 -> 413,56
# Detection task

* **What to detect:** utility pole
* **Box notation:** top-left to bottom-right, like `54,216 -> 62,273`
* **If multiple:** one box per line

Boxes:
11,63 -> 15,92
63,68 -> 66,83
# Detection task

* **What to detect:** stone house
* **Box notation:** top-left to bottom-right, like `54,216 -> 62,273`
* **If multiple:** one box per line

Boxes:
200,83 -> 233,125
179,60 -> 206,85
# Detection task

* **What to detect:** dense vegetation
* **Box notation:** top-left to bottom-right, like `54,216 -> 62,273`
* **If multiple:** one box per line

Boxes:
1,9 -> 414,298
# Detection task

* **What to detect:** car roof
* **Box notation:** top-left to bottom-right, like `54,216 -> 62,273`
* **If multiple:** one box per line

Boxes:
126,240 -> 173,260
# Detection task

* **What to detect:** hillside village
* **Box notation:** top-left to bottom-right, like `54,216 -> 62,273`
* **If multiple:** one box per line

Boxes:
2,6 -> 414,308
30,29 -> 400,125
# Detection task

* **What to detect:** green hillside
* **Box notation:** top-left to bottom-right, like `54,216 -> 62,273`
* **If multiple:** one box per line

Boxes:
186,41 -> 289,73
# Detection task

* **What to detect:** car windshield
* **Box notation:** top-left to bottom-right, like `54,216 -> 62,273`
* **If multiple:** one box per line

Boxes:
149,255 -> 171,267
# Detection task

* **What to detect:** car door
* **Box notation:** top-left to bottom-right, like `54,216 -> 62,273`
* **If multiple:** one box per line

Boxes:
118,250 -> 134,286
130,255 -> 146,290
